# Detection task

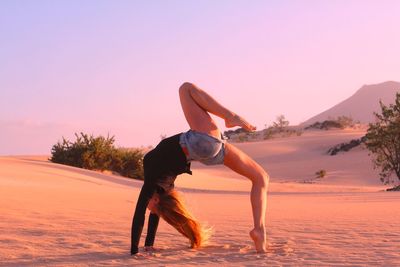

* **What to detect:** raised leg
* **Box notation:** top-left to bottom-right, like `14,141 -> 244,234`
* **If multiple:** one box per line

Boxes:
223,142 -> 269,253
179,82 -> 256,139
178,82 -> 266,251
179,82 -> 221,138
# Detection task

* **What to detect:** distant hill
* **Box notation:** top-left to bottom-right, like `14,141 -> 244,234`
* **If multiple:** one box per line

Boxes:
302,81 -> 400,126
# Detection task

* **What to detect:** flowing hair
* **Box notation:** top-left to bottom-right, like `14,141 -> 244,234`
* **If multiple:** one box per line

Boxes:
155,189 -> 211,248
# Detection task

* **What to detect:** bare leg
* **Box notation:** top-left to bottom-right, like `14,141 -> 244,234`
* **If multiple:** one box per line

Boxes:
223,142 -> 269,253
178,82 -> 268,252
179,82 -> 256,135
179,83 -> 221,138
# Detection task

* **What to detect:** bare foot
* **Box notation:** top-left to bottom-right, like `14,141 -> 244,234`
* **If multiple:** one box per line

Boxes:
225,114 -> 257,132
250,228 -> 267,253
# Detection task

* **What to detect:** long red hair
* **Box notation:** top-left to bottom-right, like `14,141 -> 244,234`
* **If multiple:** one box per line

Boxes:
155,189 -> 211,248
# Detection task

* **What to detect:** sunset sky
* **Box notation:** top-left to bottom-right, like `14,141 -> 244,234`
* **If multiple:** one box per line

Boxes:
1,0 -> 399,155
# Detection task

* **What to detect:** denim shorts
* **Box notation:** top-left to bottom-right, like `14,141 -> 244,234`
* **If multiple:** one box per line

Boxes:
179,130 -> 226,165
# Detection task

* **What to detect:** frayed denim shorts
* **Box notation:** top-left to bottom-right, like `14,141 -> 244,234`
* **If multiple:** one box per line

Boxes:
179,130 -> 226,165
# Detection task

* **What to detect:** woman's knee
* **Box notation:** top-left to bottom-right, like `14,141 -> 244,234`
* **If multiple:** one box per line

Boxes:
255,172 -> 269,188
179,82 -> 194,95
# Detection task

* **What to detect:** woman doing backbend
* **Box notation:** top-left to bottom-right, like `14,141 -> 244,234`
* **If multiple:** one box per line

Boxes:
131,82 -> 269,255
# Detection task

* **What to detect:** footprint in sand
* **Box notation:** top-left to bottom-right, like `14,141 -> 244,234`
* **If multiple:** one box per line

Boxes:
267,239 -> 295,256
239,245 -> 253,253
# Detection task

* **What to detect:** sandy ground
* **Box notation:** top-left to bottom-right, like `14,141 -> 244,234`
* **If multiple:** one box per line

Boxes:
1,129 -> 400,266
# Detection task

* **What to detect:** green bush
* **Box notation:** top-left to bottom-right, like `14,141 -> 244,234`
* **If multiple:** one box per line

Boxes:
110,148 -> 144,179
50,132 -> 144,180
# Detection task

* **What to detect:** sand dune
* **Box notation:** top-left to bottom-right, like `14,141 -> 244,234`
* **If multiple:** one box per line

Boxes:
1,130 -> 400,266
180,128 -> 385,193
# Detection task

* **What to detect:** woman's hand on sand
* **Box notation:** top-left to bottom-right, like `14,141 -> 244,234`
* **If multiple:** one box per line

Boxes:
131,247 -> 158,258
132,253 -> 152,259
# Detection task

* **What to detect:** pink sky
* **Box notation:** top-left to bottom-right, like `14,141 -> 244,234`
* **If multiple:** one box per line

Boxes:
0,1 -> 399,155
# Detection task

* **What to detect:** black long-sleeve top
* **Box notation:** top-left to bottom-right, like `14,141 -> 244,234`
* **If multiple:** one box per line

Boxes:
131,133 -> 192,255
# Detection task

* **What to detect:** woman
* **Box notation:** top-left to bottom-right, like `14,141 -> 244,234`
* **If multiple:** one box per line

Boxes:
131,82 -> 269,255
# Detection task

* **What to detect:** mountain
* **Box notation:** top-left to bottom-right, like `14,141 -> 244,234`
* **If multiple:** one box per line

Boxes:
302,81 -> 400,126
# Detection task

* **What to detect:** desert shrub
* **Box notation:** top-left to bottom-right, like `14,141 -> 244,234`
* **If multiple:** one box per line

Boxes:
110,148 -> 144,179
263,115 -> 302,140
387,185 -> 400,191
237,133 -> 249,142
305,120 -> 342,130
263,126 -> 303,140
224,128 -> 258,142
273,114 -> 289,131
336,115 -> 355,128
50,133 -> 115,171
305,116 -> 355,130
81,133 -> 115,171
223,128 -> 247,139
50,137 -> 74,166
327,136 -> 367,155
50,132 -> 144,180
365,93 -> 400,186
262,115 -> 291,140
263,127 -> 275,140
263,128 -> 301,140
281,129 -> 298,137
315,170 -> 327,178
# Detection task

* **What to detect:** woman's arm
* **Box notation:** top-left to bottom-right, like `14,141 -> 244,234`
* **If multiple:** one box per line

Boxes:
144,212 -> 160,247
